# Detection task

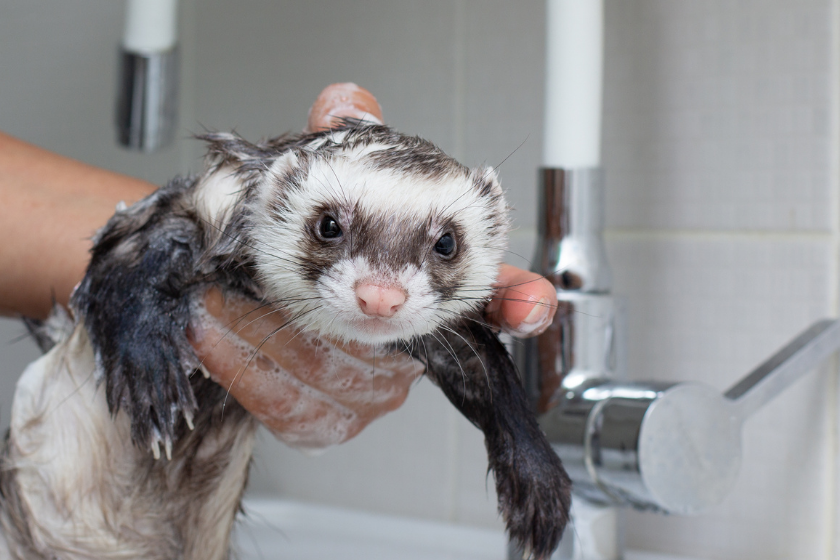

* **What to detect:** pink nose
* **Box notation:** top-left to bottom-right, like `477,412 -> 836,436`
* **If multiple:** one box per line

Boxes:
355,283 -> 406,318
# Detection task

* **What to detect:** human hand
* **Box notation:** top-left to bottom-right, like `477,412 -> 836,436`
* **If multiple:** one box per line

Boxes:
188,84 -> 558,449
189,288 -> 424,449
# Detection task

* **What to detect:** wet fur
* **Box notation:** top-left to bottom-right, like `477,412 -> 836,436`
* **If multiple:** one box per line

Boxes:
1,320 -> 255,559
0,122 -> 570,559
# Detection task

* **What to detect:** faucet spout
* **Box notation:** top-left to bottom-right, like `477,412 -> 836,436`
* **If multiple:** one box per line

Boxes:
519,167 -> 621,416
536,168 -> 612,293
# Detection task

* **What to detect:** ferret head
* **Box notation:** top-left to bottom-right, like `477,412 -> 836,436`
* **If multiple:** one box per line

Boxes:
196,125 -> 510,345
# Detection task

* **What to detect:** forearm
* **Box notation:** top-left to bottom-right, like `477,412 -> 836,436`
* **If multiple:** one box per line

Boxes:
0,132 -> 155,318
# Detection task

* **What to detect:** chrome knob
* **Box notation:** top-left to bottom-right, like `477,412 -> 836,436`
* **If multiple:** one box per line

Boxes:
541,319 -> 840,513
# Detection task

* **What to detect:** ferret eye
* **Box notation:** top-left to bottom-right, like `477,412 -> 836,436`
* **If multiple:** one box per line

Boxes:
434,233 -> 456,257
318,215 -> 342,239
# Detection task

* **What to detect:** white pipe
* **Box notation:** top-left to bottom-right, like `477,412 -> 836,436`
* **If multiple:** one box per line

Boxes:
123,0 -> 179,54
543,0 -> 604,168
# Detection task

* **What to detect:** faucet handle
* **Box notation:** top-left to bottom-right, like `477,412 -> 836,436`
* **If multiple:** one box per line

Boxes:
542,319 -> 840,514
725,319 -> 840,420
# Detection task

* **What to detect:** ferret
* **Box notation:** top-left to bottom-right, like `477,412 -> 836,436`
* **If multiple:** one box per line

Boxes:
0,121 -> 571,559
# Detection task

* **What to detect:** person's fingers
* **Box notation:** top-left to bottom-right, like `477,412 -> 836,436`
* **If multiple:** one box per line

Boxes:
199,289 -> 419,410
306,83 -> 384,132
485,263 -> 557,337
188,291 -> 366,447
188,288 -> 421,447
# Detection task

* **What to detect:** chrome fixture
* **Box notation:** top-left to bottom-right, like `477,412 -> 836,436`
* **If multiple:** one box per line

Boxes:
513,166 -> 840,559
116,0 -> 179,152
513,166 -> 624,560
545,318 -> 840,515
116,49 -> 178,152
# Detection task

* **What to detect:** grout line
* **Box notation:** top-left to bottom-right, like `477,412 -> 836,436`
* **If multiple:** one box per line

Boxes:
512,225 -> 838,244
603,228 -> 836,243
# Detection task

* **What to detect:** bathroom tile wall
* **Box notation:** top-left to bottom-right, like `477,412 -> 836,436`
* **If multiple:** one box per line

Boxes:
0,1 -> 837,558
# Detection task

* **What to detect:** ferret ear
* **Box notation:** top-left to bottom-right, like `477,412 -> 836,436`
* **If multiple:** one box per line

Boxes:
472,166 -> 505,199
193,147 -> 301,235
198,131 -> 270,171
266,150 -> 301,183
192,165 -> 249,231
252,150 -> 303,209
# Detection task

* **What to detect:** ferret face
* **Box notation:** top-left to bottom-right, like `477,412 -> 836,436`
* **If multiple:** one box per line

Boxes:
199,127 -> 510,345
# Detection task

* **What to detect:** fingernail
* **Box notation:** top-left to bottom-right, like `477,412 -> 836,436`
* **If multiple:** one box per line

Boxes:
523,298 -> 550,325
508,298 -> 550,336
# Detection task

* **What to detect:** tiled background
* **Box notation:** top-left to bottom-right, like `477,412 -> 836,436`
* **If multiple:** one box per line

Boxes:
0,1 -> 838,558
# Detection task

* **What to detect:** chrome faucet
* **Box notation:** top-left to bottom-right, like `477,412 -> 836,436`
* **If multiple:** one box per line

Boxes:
512,166 -> 840,559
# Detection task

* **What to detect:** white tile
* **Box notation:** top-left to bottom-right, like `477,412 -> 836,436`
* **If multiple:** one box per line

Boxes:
194,0 -> 460,154
603,0 -> 833,232
462,0 -> 546,233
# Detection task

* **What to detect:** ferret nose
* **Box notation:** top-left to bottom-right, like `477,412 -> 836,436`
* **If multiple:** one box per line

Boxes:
355,284 -> 406,318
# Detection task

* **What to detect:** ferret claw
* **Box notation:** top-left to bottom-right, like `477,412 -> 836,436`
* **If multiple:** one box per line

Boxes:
151,439 -> 161,461
164,438 -> 173,461
185,412 -> 195,431
199,363 -> 211,379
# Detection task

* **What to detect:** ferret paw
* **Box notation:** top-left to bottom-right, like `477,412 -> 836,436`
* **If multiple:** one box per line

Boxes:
494,445 -> 572,559
99,340 -> 200,455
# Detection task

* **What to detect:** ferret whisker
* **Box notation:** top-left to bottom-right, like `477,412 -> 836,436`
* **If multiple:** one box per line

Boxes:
495,275 -> 555,291
470,247 -> 534,267
370,345 -> 377,402
454,296 -> 558,310
45,346 -> 98,419
438,323 -> 491,398
322,159 -> 354,210
438,188 -> 473,217
429,329 -> 468,406
455,274 -> 555,292
198,295 -> 319,367
222,307 -> 320,412
430,309 -> 497,332
224,303 -> 303,339
311,172 -> 349,211
220,299 -> 282,329
416,334 -> 431,382
490,135 -> 529,174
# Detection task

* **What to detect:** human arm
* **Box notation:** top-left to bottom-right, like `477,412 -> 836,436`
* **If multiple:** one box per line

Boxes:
0,133 -> 154,318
